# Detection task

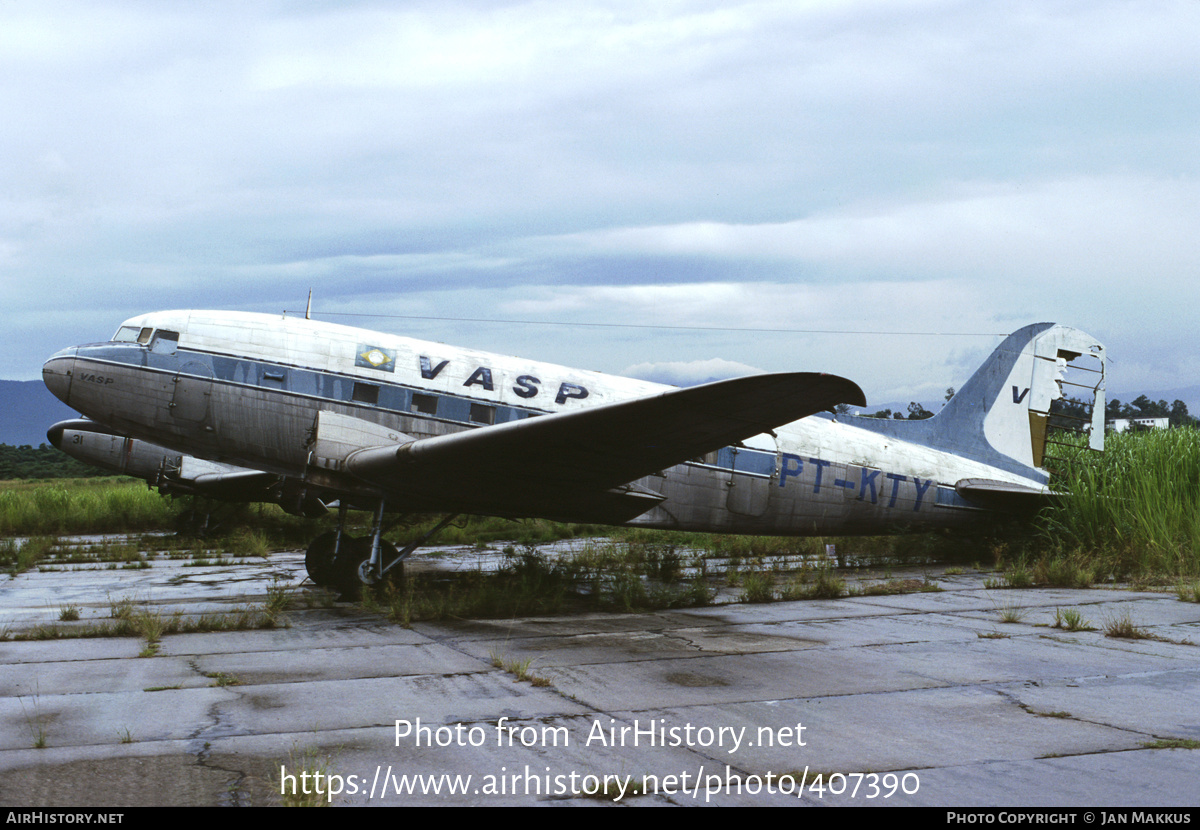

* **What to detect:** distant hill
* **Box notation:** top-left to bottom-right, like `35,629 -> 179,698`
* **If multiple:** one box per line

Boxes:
0,380 -> 81,447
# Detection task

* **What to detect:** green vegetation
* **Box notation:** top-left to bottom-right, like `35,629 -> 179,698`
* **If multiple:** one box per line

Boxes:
12,600 -> 291,643
1052,607 -> 1095,632
362,542 -> 718,624
1143,739 -> 1200,750
738,569 -> 776,603
0,444 -> 102,480
1103,612 -> 1155,640
1040,429 -> 1200,579
1105,396 -> 1196,429
489,650 -> 551,685
997,603 -> 1027,624
19,695 -> 49,749
279,746 -> 336,807
783,567 -> 847,600
2,535 -> 58,575
0,478 -> 180,535
1177,582 -> 1200,603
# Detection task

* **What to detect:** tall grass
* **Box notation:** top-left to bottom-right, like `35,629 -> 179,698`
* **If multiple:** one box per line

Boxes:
0,479 -> 181,535
1041,429 -> 1200,577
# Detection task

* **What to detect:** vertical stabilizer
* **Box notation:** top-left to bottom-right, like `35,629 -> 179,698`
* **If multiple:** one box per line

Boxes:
850,323 -> 1105,485
940,323 -> 1106,476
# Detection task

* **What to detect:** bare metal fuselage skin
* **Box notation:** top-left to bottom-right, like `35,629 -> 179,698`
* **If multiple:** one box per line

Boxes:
42,311 -> 1104,535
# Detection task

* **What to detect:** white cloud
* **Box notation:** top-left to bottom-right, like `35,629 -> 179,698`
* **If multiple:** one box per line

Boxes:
620,357 -> 765,386
538,175 -> 1200,286
1,0 -> 1198,411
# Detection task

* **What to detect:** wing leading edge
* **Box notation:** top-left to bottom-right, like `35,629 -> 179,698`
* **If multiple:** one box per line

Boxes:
335,372 -> 865,521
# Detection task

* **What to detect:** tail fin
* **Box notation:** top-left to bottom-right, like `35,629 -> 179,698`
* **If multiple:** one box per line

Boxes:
933,323 -> 1105,478
853,323 -> 1106,483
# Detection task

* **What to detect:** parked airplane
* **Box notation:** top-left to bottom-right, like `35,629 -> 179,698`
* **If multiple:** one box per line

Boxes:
43,312 -> 1105,593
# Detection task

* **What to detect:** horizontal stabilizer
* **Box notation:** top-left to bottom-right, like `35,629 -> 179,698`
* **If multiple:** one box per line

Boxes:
955,478 -> 1061,513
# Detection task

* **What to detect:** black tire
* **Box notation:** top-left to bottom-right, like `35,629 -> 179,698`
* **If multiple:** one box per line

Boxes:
334,537 -> 401,598
304,531 -> 340,587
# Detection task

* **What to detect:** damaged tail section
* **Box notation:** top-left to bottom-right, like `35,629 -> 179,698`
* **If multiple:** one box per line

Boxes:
853,323 -> 1105,488
924,323 -> 1106,489
944,323 -> 1105,474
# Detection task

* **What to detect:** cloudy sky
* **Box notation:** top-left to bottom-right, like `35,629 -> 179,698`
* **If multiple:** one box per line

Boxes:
4,0 -> 1198,410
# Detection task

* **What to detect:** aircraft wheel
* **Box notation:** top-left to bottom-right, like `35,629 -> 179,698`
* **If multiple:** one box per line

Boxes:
305,531 -> 340,587
334,537 -> 400,599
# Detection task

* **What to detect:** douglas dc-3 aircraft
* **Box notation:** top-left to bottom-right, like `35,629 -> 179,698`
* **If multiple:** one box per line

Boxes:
43,311 -> 1105,593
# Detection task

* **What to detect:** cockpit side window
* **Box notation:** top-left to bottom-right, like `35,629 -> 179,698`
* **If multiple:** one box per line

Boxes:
151,330 -> 180,355
136,327 -> 154,345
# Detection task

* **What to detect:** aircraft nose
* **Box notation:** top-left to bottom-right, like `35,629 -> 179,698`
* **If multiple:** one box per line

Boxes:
42,348 -> 77,406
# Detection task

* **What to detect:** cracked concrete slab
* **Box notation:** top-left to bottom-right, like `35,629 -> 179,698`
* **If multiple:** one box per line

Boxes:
2,549 -> 1199,807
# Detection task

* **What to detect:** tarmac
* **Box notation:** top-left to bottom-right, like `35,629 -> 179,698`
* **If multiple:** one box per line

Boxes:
2,542 -> 1199,807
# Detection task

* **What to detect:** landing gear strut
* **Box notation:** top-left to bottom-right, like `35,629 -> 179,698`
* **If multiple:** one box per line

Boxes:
302,502 -> 459,598
305,504 -> 350,587
304,531 -> 340,587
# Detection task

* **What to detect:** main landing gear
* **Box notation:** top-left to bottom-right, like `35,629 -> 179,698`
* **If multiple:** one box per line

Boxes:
303,503 -> 458,598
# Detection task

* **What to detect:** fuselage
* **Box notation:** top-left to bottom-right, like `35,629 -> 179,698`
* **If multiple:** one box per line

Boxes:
43,310 -> 1028,534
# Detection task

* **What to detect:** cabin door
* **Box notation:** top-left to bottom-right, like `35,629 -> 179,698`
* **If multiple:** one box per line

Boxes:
724,434 -> 778,517
171,362 -> 213,424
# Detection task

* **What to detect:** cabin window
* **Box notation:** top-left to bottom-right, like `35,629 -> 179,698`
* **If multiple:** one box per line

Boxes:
352,382 -> 379,405
469,403 -> 495,425
411,393 -> 437,415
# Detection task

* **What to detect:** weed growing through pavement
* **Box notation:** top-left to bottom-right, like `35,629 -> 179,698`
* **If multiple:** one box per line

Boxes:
18,690 -> 48,749
278,745 -> 336,807
997,603 -> 1027,624
205,671 -> 242,687
489,649 -> 552,686
1052,607 -> 1095,631
1104,611 -> 1153,640
738,569 -> 775,603
1177,582 -> 1200,603
1142,739 -> 1200,750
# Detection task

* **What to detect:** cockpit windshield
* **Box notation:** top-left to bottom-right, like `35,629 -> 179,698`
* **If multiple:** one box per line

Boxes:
112,326 -> 154,344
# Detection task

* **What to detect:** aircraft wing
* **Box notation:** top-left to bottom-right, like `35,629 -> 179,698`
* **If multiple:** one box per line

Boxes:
47,419 -> 328,517
177,464 -> 279,499
335,372 -> 865,522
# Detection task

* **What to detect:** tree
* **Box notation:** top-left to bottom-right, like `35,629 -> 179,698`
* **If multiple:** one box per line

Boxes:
1170,400 -> 1196,428
907,402 -> 934,420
